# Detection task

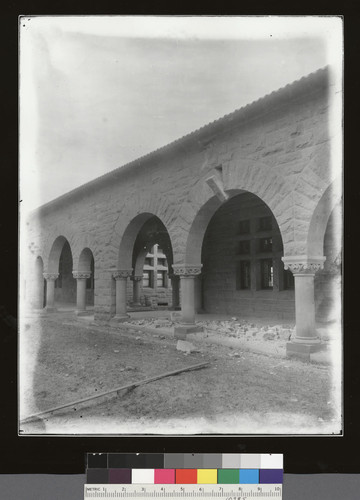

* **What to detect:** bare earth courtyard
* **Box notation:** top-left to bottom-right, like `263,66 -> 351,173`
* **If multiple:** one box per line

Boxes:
19,312 -> 341,435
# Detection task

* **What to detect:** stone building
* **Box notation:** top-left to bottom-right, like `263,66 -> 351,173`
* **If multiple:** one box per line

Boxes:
132,244 -> 173,310
24,67 -> 342,357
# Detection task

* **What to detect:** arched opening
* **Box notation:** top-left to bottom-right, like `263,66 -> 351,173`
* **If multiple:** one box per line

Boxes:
200,191 -> 295,319
47,237 -> 76,309
78,248 -> 95,308
307,178 -> 342,257
34,256 -> 45,309
315,201 -> 342,323
130,216 -> 174,310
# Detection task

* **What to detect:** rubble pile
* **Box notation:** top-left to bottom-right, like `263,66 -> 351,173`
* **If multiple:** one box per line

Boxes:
127,316 -> 295,343
197,319 -> 295,343
128,318 -> 175,329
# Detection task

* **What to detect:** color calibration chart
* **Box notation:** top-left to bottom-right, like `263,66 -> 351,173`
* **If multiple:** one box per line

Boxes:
84,453 -> 283,499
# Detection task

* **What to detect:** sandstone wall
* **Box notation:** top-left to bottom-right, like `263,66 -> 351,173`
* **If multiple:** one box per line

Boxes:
25,70 -> 339,321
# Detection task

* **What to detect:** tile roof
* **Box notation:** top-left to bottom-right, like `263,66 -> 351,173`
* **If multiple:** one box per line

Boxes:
34,66 -> 329,215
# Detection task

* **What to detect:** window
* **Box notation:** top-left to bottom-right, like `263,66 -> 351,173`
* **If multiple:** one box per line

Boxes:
258,216 -> 272,231
143,270 -> 152,288
283,269 -> 295,290
157,271 -> 166,287
144,257 -> 152,266
261,259 -> 273,289
158,258 -> 167,266
238,240 -> 250,255
236,261 -> 251,290
259,237 -> 273,252
238,219 -> 250,234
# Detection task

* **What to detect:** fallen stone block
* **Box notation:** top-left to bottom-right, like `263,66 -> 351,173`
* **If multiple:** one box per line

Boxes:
176,340 -> 199,353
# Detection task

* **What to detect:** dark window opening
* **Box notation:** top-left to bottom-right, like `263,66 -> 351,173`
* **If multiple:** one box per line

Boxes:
259,237 -> 273,252
238,240 -> 250,255
283,269 -> 295,290
157,271 -> 166,288
258,216 -> 272,231
158,258 -> 167,266
236,260 -> 251,290
238,219 -> 250,235
143,270 -> 152,288
144,257 -> 152,266
261,259 -> 273,289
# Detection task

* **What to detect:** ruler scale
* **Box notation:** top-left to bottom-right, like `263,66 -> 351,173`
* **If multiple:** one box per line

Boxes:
85,454 -> 283,500
84,484 -> 282,500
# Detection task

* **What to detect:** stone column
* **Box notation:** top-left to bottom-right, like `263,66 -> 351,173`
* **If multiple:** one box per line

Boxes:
169,273 -> 180,310
43,273 -> 58,312
194,275 -> 203,313
73,272 -> 91,316
112,270 -> 132,321
131,275 -> 142,306
283,256 -> 325,359
172,264 -> 203,337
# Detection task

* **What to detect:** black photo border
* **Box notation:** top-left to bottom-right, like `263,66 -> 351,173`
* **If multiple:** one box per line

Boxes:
2,3 -> 359,475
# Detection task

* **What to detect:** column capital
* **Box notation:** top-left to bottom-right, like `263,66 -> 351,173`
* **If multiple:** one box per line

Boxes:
113,269 -> 133,280
72,271 -> 91,280
43,273 -> 59,281
282,255 -> 326,275
172,264 -> 203,276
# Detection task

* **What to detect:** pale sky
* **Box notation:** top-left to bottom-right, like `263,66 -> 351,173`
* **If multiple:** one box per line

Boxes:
19,16 -> 342,211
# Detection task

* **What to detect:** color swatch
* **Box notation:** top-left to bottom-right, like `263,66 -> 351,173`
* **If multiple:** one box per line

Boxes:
86,454 -> 283,485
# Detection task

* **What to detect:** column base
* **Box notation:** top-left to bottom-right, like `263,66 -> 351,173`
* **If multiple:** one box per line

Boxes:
110,314 -> 130,325
292,335 -> 321,344
286,340 -> 324,360
174,324 -> 203,339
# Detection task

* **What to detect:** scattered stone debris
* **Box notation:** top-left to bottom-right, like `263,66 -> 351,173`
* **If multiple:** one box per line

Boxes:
129,317 -> 175,329
263,332 -> 276,341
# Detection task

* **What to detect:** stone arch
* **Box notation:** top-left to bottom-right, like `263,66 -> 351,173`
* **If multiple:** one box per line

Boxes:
47,235 -> 73,273
71,233 -> 99,272
77,247 -> 96,308
115,213 -> 174,270
109,190 -> 178,269
174,161 -> 292,263
43,230 -> 75,272
307,177 -> 342,258
180,189 -> 286,266
77,247 -> 95,273
45,235 -> 76,307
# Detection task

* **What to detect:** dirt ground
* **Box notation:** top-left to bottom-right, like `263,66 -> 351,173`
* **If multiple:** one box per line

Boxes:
19,313 -> 341,435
